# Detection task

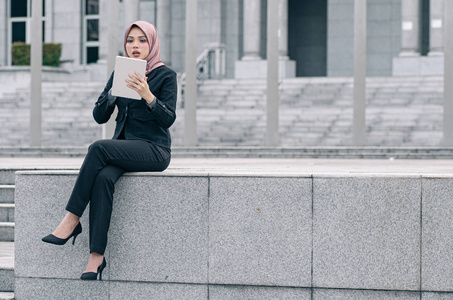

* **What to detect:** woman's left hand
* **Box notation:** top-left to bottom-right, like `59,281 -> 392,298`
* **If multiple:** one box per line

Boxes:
125,72 -> 155,104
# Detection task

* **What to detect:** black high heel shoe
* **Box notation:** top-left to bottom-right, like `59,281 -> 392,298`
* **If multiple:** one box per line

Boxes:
41,222 -> 82,245
80,257 -> 107,281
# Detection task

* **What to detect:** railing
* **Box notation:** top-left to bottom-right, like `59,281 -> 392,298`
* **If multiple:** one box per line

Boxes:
177,43 -> 226,107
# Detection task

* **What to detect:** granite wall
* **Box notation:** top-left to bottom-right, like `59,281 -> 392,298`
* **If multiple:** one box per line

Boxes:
14,171 -> 453,299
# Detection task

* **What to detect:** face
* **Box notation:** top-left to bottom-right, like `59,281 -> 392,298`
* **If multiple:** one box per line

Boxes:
125,27 -> 150,60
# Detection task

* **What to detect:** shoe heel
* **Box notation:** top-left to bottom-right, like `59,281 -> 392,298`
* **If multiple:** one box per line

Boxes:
99,269 -> 103,281
72,234 -> 78,245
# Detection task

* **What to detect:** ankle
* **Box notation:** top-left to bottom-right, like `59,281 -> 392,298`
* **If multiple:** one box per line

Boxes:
63,212 -> 80,227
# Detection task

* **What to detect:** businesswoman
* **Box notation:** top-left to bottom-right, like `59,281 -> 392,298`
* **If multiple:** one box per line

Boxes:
42,21 -> 177,280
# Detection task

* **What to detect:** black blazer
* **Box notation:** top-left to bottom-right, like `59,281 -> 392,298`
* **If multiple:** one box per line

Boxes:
93,65 -> 177,149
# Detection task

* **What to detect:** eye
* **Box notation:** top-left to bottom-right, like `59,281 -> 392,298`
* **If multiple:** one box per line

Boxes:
140,39 -> 147,43
127,39 -> 133,43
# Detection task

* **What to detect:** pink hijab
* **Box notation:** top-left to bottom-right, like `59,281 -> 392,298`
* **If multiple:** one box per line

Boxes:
124,21 -> 165,74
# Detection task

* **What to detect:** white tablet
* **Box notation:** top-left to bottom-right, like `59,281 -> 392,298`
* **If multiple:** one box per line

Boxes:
111,56 -> 147,100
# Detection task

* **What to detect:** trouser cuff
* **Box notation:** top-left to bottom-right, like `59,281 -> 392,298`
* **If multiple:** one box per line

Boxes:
65,204 -> 84,218
90,244 -> 106,256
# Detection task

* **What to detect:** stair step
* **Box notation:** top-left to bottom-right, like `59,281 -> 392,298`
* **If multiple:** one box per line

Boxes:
0,186 -> 14,204
0,205 -> 14,223
0,242 -> 14,293
0,224 -> 14,242
0,292 -> 14,300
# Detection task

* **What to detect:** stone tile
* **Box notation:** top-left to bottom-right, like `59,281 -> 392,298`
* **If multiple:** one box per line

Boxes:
313,288 -> 420,300
109,175 -> 209,284
14,173 -> 102,279
422,292 -> 453,300
15,277 -> 109,300
110,281 -> 208,300
209,177 -> 312,287
313,177 -> 421,290
209,285 -> 311,300
422,178 -> 453,292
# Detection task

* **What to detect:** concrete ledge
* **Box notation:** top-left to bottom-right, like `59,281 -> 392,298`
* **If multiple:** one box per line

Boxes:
13,170 -> 453,299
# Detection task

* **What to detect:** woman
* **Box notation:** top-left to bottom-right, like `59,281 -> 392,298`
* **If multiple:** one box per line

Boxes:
42,21 -> 177,280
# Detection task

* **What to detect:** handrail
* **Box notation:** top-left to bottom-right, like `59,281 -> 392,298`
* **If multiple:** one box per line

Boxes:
177,43 -> 226,106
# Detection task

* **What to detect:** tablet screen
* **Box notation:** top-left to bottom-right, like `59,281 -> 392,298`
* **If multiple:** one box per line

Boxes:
111,56 -> 147,100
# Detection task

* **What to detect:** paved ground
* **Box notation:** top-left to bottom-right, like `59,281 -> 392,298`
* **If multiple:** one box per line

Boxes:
1,157 -> 452,175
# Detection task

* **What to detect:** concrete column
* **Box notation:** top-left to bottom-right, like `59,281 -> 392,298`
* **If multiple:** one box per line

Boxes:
104,0 -> 119,139
184,0 -> 198,146
242,0 -> 261,60
267,0 -> 279,146
429,0 -> 444,56
157,0 -> 172,65
124,0 -> 140,28
99,0 -> 109,62
278,0 -> 288,59
400,0 -> 421,56
444,0 -> 453,144
30,0 -> 43,146
353,0 -> 366,146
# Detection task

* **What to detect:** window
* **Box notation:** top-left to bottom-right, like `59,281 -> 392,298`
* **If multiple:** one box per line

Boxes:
83,0 -> 100,64
8,0 -> 46,65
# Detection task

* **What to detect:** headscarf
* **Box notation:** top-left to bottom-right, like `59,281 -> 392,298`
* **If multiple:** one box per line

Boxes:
123,21 -> 165,74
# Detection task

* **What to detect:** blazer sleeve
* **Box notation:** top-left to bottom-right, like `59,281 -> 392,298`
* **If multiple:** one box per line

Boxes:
93,72 -> 117,124
146,71 -> 177,128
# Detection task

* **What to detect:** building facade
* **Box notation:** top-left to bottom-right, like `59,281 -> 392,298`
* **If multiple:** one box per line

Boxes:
0,0 -> 446,79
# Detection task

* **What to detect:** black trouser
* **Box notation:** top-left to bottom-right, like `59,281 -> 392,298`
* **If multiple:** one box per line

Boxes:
65,139 -> 171,255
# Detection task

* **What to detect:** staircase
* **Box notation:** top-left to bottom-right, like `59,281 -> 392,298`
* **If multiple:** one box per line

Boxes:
0,169 -> 14,298
0,81 -> 104,147
0,171 -> 15,242
171,76 -> 444,147
0,76 -> 445,148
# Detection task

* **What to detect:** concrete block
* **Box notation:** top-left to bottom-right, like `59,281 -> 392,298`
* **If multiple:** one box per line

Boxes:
313,288 -> 420,299
14,172 -> 99,279
422,178 -> 453,292
422,292 -> 453,300
393,56 -> 421,76
209,285 -> 311,300
420,56 -> 444,76
209,177 -> 312,287
14,277 -> 109,300
110,282 -> 208,300
313,177 -> 421,290
109,175 -> 209,284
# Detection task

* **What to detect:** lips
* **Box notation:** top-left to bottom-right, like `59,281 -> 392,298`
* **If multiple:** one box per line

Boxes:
132,51 -> 140,57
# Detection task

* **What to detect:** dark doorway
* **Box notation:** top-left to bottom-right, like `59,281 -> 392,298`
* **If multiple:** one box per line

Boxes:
420,0 -> 430,56
288,0 -> 327,76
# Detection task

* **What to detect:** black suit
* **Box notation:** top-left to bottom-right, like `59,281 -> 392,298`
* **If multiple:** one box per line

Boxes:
65,65 -> 177,255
